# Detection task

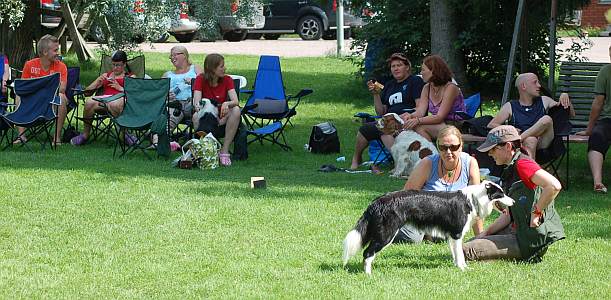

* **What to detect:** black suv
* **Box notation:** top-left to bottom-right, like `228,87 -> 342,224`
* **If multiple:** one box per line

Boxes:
247,0 -> 362,40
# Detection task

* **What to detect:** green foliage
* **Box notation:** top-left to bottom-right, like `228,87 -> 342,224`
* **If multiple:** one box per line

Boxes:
0,0 -> 26,28
350,0 -> 592,92
0,53 -> 609,297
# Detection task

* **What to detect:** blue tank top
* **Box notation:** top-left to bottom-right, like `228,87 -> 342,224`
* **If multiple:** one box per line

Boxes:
509,96 -> 546,132
166,64 -> 197,102
422,152 -> 471,192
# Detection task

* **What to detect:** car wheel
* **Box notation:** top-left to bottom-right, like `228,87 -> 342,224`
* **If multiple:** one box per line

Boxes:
174,32 -> 197,43
263,33 -> 281,40
224,30 -> 247,42
90,23 -> 107,44
154,33 -> 170,43
297,15 -> 322,40
246,33 -> 263,40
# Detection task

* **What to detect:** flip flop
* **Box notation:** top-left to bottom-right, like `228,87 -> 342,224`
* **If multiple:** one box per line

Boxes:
594,183 -> 607,194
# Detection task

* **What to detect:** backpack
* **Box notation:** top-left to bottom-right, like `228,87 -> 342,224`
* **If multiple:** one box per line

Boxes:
308,122 -> 340,154
462,115 -> 493,137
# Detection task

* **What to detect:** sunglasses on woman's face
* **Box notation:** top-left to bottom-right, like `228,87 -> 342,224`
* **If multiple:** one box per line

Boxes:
438,144 -> 461,152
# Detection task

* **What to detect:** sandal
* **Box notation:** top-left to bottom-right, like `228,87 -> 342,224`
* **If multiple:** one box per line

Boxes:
594,183 -> 608,194
12,137 -> 27,144
219,153 -> 232,166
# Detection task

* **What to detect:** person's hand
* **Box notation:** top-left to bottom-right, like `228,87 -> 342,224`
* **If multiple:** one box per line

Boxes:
576,129 -> 591,136
220,102 -> 229,118
366,80 -> 378,94
184,77 -> 192,85
108,79 -> 123,92
403,117 -> 419,129
558,92 -> 571,109
1,82 -> 6,94
530,213 -> 542,227
400,112 -> 412,123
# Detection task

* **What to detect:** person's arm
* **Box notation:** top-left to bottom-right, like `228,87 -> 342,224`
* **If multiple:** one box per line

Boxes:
85,74 -> 105,92
577,95 -> 605,136
366,80 -> 387,116
556,93 -> 575,117
419,84 -> 460,125
468,154 -> 481,185
1,62 -> 8,94
403,84 -> 430,129
529,169 -> 562,227
477,213 -> 511,237
403,157 -> 432,190
487,102 -> 512,128
220,89 -> 240,118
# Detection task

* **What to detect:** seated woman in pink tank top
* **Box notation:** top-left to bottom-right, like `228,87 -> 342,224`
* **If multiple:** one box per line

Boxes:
403,55 -> 465,141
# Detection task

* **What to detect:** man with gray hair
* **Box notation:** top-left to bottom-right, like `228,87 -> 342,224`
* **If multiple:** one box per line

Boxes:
16,34 -> 68,145
487,73 -> 574,160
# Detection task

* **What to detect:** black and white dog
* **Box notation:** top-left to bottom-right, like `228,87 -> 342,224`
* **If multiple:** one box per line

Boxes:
342,181 -> 514,274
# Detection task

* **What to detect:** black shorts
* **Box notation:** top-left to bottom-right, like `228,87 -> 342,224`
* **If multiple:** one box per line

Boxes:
359,122 -> 383,141
588,118 -> 611,157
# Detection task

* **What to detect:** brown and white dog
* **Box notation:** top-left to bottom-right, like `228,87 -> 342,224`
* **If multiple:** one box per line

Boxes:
376,113 -> 438,178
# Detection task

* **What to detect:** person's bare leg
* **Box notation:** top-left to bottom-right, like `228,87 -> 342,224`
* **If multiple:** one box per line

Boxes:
472,217 -> 483,236
351,132 -> 369,169
14,95 -> 27,141
80,100 -> 100,139
219,106 -> 240,154
54,95 -> 68,144
522,136 -> 538,160
380,134 -> 395,152
588,150 -> 605,188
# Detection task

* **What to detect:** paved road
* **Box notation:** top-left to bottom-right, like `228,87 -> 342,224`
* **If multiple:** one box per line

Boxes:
94,37 -> 357,57
91,37 -> 608,61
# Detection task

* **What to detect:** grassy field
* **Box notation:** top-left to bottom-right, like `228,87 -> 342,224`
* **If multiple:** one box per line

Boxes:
0,53 -> 609,298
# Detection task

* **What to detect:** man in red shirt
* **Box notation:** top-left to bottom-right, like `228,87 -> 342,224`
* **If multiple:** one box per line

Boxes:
17,34 -> 68,145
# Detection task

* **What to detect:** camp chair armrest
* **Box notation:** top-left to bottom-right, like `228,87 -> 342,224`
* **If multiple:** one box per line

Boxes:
241,103 -> 258,114
454,111 -> 472,120
287,88 -> 313,100
93,93 -> 125,103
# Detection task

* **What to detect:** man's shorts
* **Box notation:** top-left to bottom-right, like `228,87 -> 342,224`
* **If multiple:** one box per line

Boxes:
359,122 -> 383,141
588,118 -> 611,157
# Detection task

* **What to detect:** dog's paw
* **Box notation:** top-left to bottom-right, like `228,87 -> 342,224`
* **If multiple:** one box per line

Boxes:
457,263 -> 468,271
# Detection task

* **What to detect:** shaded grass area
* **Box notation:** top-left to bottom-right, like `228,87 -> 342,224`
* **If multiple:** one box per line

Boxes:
0,54 -> 609,298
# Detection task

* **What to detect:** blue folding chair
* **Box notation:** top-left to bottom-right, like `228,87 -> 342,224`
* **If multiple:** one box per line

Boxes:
0,73 -> 61,151
455,93 -> 481,120
241,55 -> 312,150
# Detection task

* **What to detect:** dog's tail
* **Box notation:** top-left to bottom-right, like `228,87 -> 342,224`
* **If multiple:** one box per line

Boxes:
342,217 -> 368,266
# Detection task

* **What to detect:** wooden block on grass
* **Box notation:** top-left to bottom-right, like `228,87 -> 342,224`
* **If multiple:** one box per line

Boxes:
251,177 -> 266,189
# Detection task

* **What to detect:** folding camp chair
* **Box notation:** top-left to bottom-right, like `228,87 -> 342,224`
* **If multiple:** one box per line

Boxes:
241,55 -> 312,149
536,105 -> 572,188
104,77 -> 169,159
101,54 -> 146,78
64,67 -> 82,130
0,73 -> 61,151
454,93 -> 481,120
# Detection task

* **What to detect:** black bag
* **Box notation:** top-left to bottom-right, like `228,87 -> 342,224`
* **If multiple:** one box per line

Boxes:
308,122 -> 340,154
462,115 -> 493,137
61,125 -> 80,143
232,122 -> 248,161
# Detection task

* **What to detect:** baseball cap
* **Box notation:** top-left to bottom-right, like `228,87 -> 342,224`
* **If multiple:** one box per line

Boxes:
386,52 -> 411,67
477,125 -> 521,152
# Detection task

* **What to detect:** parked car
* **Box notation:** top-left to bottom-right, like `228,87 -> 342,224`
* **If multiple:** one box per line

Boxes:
247,0 -> 362,40
89,0 -> 200,44
195,0 -> 265,42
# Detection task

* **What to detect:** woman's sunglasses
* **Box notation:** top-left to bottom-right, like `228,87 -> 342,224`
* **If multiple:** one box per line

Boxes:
438,144 -> 461,152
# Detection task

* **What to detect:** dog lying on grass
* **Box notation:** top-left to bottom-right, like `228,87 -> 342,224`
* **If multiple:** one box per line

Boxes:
376,113 -> 437,178
342,181 -> 514,274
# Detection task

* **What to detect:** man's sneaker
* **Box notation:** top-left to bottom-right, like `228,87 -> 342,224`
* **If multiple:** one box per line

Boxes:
70,134 -> 87,146
124,133 -> 137,146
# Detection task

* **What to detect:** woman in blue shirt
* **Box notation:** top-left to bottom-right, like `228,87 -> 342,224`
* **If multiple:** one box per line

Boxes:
395,125 -> 482,243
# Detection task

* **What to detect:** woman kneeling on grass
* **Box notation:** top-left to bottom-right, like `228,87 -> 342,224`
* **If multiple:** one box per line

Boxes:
462,125 -> 565,262
191,53 -> 241,167
396,125 -> 482,243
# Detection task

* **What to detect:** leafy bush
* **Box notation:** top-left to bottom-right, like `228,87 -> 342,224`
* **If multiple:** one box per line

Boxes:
350,0 -> 592,93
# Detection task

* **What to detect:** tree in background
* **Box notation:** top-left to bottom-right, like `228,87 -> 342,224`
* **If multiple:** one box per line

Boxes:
0,0 -> 258,68
351,0 -> 591,96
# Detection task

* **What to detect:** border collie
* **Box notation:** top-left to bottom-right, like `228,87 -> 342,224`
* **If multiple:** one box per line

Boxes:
342,181 -> 514,274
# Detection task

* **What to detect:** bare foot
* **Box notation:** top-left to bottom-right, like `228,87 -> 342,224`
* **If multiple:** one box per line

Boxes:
350,159 -> 361,170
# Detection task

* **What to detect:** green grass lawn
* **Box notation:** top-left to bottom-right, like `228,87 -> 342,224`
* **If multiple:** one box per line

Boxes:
0,53 -> 609,298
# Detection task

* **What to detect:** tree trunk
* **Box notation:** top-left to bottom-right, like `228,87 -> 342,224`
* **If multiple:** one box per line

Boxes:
430,0 -> 471,94
1,0 -> 41,69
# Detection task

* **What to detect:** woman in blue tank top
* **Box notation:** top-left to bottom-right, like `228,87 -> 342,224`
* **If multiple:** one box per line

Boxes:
394,125 -> 482,244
